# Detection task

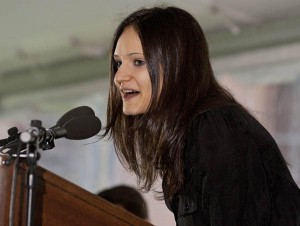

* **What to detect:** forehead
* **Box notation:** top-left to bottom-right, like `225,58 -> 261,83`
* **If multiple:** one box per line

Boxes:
114,26 -> 143,55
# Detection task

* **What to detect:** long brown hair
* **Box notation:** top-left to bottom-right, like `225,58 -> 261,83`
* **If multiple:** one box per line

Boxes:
102,6 -> 240,199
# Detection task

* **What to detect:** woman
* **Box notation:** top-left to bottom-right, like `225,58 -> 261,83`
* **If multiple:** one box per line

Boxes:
102,6 -> 300,225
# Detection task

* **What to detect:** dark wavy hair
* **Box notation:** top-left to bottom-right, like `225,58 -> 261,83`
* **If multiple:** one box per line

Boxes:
102,6 -> 240,199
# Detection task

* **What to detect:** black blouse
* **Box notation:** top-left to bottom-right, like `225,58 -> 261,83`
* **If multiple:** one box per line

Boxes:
164,105 -> 300,226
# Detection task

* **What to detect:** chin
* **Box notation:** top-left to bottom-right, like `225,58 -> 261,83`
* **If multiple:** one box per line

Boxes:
123,108 -> 146,116
123,109 -> 137,115
123,111 -> 140,116
123,111 -> 134,116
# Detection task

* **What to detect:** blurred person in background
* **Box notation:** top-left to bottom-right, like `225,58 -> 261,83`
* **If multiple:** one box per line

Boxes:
97,184 -> 148,220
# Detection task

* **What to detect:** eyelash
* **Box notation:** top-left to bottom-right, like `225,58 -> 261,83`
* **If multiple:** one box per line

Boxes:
134,59 -> 145,66
113,59 -> 145,68
114,60 -> 122,68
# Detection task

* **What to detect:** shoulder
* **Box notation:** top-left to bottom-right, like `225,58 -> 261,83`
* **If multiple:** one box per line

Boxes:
185,105 -> 253,164
191,104 -> 256,135
185,104 -> 271,167
189,104 -> 278,152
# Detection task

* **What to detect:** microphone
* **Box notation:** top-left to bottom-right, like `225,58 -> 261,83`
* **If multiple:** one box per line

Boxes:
0,106 -> 97,147
20,114 -> 101,143
1,106 -> 101,152
51,105 -> 96,129
59,115 -> 101,140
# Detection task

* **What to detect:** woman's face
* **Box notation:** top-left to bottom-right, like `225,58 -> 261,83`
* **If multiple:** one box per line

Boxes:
113,26 -> 152,115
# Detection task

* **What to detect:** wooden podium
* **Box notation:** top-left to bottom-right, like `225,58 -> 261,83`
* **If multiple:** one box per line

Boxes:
0,160 -> 152,226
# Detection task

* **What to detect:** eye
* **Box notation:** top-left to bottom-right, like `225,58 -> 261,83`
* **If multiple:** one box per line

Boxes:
134,59 -> 145,66
113,59 -> 122,68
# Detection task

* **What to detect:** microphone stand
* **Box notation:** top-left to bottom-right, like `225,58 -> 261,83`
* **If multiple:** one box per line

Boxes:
25,141 -> 39,226
1,120 -> 53,226
0,106 -> 100,226
22,120 -> 43,226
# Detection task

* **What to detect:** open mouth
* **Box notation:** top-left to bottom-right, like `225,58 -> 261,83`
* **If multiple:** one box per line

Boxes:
122,89 -> 140,98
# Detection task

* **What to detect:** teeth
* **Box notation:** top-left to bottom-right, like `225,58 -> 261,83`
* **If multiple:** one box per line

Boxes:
123,89 -> 139,94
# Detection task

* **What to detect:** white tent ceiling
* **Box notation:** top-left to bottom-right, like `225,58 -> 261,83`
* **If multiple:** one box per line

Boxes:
1,0 -> 300,95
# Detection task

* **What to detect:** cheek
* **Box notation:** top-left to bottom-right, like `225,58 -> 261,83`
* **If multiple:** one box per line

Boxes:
138,70 -> 152,93
144,76 -> 152,98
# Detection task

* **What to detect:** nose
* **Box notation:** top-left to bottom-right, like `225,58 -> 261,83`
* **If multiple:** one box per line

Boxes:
114,65 -> 131,86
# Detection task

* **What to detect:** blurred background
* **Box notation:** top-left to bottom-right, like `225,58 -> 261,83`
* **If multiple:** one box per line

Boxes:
0,0 -> 300,225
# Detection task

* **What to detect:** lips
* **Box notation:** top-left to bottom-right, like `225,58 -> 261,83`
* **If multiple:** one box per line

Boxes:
122,89 -> 140,99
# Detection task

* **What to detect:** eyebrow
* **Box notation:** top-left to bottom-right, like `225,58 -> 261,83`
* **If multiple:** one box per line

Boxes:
113,52 -> 144,58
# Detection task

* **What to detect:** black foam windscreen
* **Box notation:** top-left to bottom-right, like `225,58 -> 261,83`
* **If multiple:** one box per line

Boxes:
54,106 -> 95,128
62,115 -> 101,140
